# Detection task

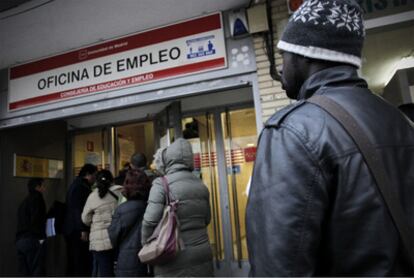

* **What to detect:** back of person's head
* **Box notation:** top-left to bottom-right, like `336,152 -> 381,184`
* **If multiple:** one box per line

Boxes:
78,163 -> 98,178
130,152 -> 147,169
114,163 -> 131,185
27,178 -> 44,194
123,169 -> 151,200
398,103 -> 414,122
96,169 -> 114,198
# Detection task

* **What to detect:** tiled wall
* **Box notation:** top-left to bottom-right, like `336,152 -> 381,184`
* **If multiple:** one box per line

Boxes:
253,0 -> 292,123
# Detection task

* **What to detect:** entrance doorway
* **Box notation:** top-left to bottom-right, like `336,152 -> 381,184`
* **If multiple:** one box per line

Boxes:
69,88 -> 258,276
182,107 -> 256,276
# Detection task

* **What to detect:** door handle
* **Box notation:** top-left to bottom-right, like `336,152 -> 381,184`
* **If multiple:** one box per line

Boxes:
206,113 -> 223,265
225,109 -> 243,268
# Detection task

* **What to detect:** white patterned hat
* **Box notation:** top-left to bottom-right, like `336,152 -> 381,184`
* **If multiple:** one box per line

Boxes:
277,0 -> 365,68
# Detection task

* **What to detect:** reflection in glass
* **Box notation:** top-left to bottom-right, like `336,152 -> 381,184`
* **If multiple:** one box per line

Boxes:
115,121 -> 154,175
221,108 -> 257,261
182,114 -> 225,262
72,129 -> 109,176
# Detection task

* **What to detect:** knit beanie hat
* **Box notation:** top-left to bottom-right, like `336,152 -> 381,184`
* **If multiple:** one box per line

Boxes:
277,0 -> 365,68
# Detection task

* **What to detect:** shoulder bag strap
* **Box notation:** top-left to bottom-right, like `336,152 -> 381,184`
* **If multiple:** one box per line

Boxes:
161,176 -> 175,205
308,95 -> 414,268
108,190 -> 119,201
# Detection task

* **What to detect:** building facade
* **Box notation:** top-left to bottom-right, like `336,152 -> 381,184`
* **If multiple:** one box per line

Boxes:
0,0 -> 413,276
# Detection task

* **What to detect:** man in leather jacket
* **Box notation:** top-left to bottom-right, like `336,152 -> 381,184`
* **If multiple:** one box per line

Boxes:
246,0 -> 414,276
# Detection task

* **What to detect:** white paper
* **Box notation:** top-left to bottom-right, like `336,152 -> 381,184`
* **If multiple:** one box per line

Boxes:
46,218 -> 56,237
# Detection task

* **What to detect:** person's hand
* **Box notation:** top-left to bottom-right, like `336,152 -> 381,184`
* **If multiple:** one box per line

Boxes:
80,231 -> 89,242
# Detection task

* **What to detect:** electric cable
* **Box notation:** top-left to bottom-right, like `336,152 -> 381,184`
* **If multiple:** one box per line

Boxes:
0,0 -> 56,21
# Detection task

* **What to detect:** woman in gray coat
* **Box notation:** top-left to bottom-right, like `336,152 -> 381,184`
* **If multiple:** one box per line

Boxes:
142,138 -> 214,277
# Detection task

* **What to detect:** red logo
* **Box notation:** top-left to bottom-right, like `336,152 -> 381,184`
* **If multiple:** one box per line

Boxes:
79,49 -> 88,60
244,147 -> 257,163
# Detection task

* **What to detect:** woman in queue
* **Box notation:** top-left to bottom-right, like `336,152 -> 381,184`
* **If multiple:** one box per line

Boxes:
108,168 -> 151,277
141,138 -> 214,277
82,169 -> 122,277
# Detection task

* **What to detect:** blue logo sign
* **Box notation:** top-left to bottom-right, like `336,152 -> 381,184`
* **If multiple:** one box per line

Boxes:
186,35 -> 216,59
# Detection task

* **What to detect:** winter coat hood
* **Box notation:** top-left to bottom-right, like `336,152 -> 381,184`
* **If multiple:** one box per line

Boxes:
163,138 -> 194,174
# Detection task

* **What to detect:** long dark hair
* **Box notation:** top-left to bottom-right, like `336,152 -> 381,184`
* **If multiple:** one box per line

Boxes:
96,169 -> 114,198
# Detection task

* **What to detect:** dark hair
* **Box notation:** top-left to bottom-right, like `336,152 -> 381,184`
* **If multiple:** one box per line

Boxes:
78,163 -> 98,178
123,169 -> 151,200
96,169 -> 114,198
114,163 -> 131,185
130,153 -> 147,169
27,178 -> 44,194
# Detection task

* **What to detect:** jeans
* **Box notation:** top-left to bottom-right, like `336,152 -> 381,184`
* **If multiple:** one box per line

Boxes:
16,237 -> 46,276
92,250 -> 114,277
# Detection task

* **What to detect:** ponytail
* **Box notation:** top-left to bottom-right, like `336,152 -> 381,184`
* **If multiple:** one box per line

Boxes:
95,169 -> 114,199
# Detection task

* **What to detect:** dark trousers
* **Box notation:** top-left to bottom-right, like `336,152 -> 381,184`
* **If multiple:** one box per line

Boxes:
65,234 -> 92,277
92,250 -> 114,277
16,237 -> 46,276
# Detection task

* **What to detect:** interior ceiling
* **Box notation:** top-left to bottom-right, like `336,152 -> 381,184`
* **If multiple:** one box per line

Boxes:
0,0 -> 249,69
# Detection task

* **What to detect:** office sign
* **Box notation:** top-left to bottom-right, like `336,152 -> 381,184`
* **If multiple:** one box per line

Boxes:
9,13 -> 227,111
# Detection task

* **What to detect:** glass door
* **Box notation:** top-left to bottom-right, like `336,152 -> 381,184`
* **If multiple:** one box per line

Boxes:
72,127 -> 110,176
114,121 -> 155,175
182,114 -> 226,273
222,108 -> 257,275
69,103 -> 258,277
154,102 -> 182,149
182,107 -> 257,277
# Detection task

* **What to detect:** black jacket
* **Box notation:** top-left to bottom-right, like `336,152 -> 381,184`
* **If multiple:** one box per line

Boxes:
108,199 -> 148,277
246,66 -> 414,276
63,177 -> 91,236
16,190 -> 46,240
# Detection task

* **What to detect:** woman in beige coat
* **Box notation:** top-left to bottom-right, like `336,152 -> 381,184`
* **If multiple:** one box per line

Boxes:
82,169 -> 122,277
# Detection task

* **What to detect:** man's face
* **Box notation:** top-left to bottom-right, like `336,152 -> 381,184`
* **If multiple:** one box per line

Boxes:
280,51 -> 307,99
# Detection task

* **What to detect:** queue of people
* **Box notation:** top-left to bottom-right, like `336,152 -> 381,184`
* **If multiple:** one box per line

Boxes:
16,138 -> 214,277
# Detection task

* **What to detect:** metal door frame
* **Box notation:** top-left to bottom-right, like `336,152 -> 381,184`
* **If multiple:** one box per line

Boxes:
67,89 -> 257,277
192,107 -> 250,277
67,125 -> 113,185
